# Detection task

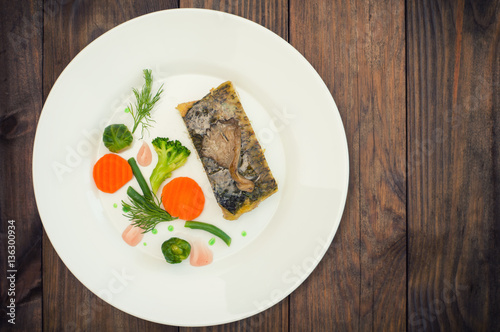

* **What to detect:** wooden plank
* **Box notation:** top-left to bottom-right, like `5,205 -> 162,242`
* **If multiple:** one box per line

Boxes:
407,0 -> 500,331
178,1 -> 289,331
0,0 -> 43,331
42,1 -> 179,331
288,1 -> 361,330
289,0 -> 407,331
355,0 -> 407,329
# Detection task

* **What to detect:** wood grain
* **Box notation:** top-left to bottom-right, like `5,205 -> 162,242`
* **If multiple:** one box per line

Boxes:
181,0 -> 288,40
288,1 -> 361,330
289,0 -> 407,331
407,0 -> 500,331
41,1 -> 179,331
0,0 -> 43,331
177,1 -> 289,331
1,0 -> 498,330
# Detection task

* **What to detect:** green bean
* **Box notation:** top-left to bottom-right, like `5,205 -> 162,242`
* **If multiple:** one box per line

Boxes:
184,221 -> 232,246
128,157 -> 152,200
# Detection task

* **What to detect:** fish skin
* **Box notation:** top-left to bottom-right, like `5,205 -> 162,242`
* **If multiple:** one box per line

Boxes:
178,81 -> 278,220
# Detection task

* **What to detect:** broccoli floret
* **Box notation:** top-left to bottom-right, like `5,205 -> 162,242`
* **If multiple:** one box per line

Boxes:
149,137 -> 191,193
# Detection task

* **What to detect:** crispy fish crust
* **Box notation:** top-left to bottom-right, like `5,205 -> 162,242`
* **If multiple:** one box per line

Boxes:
177,81 -> 278,220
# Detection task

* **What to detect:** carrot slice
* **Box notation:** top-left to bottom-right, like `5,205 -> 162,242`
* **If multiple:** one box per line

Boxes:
161,177 -> 205,220
93,154 -> 133,193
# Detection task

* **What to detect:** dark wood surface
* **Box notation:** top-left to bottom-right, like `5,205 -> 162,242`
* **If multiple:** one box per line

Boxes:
0,0 -> 498,331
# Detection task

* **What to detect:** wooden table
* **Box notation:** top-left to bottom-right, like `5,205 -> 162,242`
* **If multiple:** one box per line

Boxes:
1,0 -> 498,331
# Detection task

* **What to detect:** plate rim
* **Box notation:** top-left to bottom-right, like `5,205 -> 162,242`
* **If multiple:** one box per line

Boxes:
33,7 -> 350,327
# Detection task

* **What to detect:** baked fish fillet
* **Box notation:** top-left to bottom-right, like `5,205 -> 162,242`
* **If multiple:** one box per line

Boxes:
177,81 -> 278,220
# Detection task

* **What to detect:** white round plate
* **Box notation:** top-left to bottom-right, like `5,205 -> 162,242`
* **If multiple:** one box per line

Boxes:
33,8 -> 349,327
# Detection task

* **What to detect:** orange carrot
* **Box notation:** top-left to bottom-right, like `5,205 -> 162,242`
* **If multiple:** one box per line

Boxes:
93,154 -> 133,193
161,177 -> 205,220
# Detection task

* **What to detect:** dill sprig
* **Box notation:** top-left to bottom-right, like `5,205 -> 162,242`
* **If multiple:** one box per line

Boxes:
128,69 -> 164,137
122,187 -> 176,233
122,157 -> 175,233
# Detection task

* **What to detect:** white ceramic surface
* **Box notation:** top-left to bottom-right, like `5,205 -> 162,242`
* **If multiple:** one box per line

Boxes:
33,8 -> 349,327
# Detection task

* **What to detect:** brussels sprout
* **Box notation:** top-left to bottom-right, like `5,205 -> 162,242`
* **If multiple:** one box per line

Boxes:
161,237 -> 191,264
103,124 -> 133,153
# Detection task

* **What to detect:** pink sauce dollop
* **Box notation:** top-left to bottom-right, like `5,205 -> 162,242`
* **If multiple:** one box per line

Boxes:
190,240 -> 213,267
137,142 -> 152,167
122,224 -> 144,247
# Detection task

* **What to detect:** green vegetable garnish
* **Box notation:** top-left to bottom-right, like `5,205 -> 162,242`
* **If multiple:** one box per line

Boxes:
150,137 -> 191,194
122,157 -> 176,233
128,158 -> 152,200
122,187 -> 176,233
128,69 -> 164,136
184,221 -> 232,246
102,124 -> 133,153
161,237 -> 191,264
